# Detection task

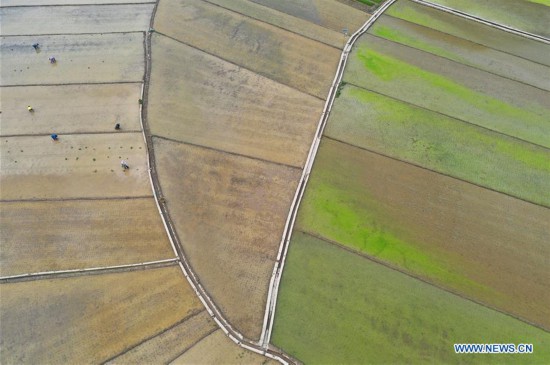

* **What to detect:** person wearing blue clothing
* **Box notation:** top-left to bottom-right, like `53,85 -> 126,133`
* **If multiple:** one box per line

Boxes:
51,134 -> 58,141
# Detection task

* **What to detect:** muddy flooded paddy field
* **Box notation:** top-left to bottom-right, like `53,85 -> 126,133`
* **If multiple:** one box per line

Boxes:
154,0 -> 340,99
1,83 -> 142,136
153,137 -> 300,340
1,33 -> 144,85
1,133 -> 150,200
149,34 -> 322,168
0,266 -> 201,364
0,198 -> 173,277
0,4 -> 154,36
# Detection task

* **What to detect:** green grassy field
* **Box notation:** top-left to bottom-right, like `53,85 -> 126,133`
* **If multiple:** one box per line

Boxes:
272,232 -> 550,364
344,39 -> 550,148
326,85 -> 550,207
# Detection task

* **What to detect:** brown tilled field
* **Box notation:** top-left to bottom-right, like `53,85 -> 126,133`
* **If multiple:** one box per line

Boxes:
153,0 -> 340,99
1,133 -> 150,200
1,33 -> 144,86
171,329 -> 277,365
148,34 -> 322,168
106,310 -> 217,364
299,138 -> 550,328
1,84 -> 142,136
0,266 -> 202,364
153,137 -> 301,339
0,198 -> 173,276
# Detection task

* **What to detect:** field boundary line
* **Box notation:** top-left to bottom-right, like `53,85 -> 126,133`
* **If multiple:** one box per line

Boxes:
139,3 -> 295,364
0,81 -> 142,88
410,0 -> 550,44
0,258 -> 179,283
259,0 -> 399,349
102,309 -> 207,364
324,134 -> 550,210
297,229 -> 550,333
153,135 -> 302,170
0,30 -> 147,37
343,82 -> 550,151
0,195 -> 153,203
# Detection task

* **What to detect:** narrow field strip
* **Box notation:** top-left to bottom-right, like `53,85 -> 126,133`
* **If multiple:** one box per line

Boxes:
368,15 -> 550,90
1,131 -> 142,138
411,0 -> 550,43
163,328 -> 219,365
152,31 -> 325,102
102,309 -> 212,364
0,258 -> 179,283
0,195 -> 152,203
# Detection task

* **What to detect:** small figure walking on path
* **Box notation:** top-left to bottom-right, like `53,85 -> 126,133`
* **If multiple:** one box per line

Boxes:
27,105 -> 34,113
115,123 -> 121,130
121,160 -> 129,170
32,43 -> 39,51
49,56 -> 56,64
51,134 -> 58,141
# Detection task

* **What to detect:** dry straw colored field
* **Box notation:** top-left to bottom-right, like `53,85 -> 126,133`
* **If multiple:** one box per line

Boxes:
0,266 -> 202,364
106,310 -> 217,364
1,84 -> 142,136
0,198 -> 173,276
153,0 -> 341,99
148,34 -> 322,168
171,329 -> 277,365
153,137 -> 301,339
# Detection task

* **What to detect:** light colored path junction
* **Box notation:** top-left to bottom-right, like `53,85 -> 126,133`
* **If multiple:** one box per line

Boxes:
0,1 -> 272,363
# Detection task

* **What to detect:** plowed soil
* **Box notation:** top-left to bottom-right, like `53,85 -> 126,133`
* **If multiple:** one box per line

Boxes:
153,0 -> 340,98
0,266 -> 202,364
153,137 -> 301,340
148,34 -> 322,168
1,198 -> 173,276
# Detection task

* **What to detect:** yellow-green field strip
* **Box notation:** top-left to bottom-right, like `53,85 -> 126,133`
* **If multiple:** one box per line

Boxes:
410,0 -> 550,44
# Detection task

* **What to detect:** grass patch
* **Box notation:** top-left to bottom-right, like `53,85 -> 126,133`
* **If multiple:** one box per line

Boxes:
272,232 -> 550,364
325,86 -> 550,206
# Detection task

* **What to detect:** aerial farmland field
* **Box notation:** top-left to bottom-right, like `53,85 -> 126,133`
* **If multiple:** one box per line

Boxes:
272,232 -> 550,364
0,266 -> 202,364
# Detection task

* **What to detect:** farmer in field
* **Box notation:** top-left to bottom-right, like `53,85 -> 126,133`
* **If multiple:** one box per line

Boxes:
121,160 -> 129,170
51,134 -> 58,141
115,123 -> 121,130
32,43 -> 39,51
27,105 -> 34,113
49,56 -> 56,64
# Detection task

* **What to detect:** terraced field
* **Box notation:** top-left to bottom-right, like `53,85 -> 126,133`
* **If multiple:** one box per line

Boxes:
272,0 -> 550,362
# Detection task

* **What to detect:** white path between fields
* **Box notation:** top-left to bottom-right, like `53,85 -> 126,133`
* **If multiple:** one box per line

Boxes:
259,0 -> 550,351
0,258 -> 179,282
258,0 -> 399,349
